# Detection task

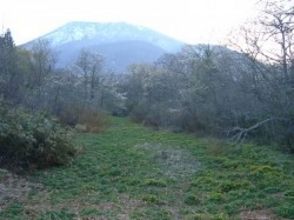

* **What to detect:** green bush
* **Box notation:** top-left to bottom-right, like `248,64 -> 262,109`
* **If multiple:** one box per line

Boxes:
0,104 -> 76,169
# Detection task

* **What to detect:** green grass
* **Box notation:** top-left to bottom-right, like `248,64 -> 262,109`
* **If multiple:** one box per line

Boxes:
0,117 -> 293,219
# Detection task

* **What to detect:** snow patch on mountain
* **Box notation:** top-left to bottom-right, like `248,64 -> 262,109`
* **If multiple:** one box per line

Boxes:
40,22 -> 182,52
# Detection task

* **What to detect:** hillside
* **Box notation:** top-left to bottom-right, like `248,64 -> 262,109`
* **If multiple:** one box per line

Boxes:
1,117 -> 293,219
23,22 -> 183,72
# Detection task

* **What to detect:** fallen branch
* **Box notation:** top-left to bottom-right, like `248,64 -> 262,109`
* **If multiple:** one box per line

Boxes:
228,117 -> 289,144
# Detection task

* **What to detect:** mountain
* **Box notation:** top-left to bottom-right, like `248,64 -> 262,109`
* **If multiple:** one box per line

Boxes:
24,22 -> 184,72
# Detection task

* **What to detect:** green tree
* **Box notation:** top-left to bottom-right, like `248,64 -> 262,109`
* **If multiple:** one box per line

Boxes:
0,29 -> 19,101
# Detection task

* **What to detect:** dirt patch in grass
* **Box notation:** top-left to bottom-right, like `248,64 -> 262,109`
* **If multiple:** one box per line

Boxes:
116,194 -> 145,219
135,142 -> 200,178
0,169 -> 43,211
1,144 -> 162,218
23,194 -> 144,220
239,209 -> 286,220
76,194 -> 144,219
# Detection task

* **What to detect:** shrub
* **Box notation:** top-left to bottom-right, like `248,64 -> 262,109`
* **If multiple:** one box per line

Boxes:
57,104 -> 81,126
0,104 -> 76,169
77,109 -> 108,133
57,104 -> 108,133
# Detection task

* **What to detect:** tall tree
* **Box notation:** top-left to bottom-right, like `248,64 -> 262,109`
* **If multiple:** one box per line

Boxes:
75,49 -> 104,105
0,29 -> 20,102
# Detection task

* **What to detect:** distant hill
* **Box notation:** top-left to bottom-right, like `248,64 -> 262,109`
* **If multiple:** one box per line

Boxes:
24,22 -> 184,72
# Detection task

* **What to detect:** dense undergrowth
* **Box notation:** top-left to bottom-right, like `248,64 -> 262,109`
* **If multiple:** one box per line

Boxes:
0,117 -> 293,219
0,103 -> 76,170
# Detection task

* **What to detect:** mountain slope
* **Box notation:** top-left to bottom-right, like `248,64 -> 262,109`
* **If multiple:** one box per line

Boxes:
24,22 -> 183,72
42,21 -> 182,52
57,40 -> 166,71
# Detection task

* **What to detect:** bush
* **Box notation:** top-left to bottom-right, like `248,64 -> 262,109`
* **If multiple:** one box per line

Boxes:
77,109 -> 108,133
0,104 -> 76,169
57,104 -> 81,126
57,104 -> 108,133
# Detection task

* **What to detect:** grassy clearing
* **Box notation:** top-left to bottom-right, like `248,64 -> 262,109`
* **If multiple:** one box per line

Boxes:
0,117 -> 293,219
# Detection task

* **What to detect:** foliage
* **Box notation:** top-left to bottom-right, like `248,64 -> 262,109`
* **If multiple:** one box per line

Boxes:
118,1 -> 294,150
122,43 -> 293,150
76,108 -> 109,133
1,117 -> 293,219
0,103 -> 76,169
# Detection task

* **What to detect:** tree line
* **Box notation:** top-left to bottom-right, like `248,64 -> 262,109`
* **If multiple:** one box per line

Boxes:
0,0 -> 293,162
122,0 -> 293,151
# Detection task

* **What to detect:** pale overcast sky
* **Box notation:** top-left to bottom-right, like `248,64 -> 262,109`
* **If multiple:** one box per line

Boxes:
0,0 -> 259,45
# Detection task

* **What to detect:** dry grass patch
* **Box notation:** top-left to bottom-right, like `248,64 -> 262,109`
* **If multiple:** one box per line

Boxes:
240,209 -> 287,220
135,142 -> 200,178
0,169 -> 43,211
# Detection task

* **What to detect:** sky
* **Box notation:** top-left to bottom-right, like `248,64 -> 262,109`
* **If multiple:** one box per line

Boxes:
0,0 -> 259,45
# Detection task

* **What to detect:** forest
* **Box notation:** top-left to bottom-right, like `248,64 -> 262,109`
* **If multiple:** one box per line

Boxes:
0,0 -> 293,219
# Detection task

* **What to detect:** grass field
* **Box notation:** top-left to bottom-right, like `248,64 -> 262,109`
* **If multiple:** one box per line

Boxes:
0,117 -> 293,220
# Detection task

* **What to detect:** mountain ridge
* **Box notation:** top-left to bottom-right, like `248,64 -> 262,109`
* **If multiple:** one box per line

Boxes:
40,21 -> 182,51
23,21 -> 184,72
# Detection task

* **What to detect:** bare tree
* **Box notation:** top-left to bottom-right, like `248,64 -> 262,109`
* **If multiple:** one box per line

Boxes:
75,49 -> 104,106
30,39 -> 56,88
227,0 -> 294,146
24,39 -> 56,110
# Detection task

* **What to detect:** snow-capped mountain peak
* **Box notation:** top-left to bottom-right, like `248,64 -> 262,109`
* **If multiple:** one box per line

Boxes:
24,21 -> 184,72
40,21 -> 182,52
